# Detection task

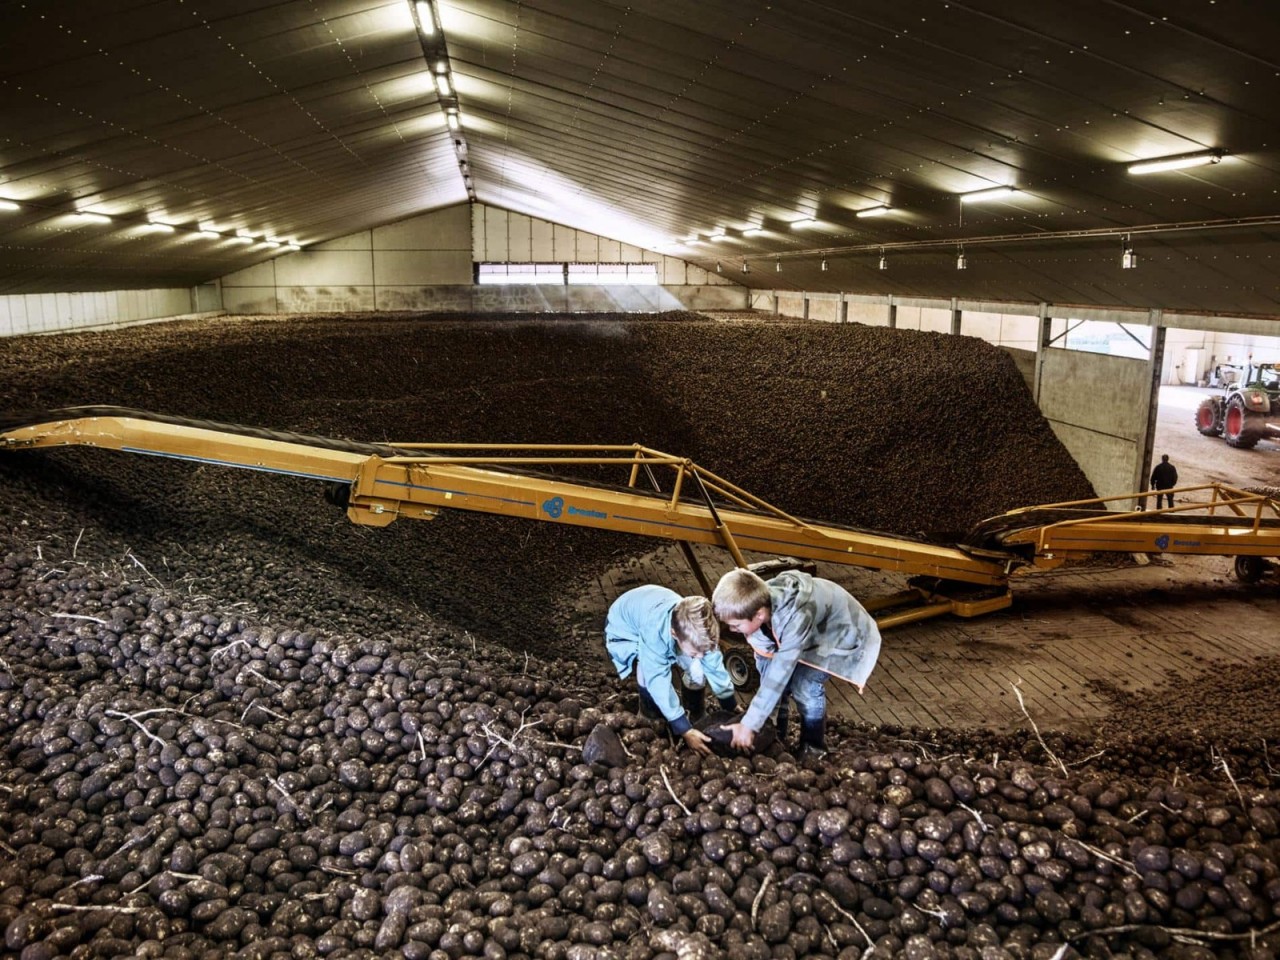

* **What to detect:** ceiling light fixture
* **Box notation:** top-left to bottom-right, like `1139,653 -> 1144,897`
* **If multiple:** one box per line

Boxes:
0,200 -> 19,211
1128,150 -> 1223,175
198,230 -> 222,239
821,259 -> 829,271
741,261 -> 750,274
790,217 -> 817,228
415,1 -> 436,36
960,187 -> 1017,203
856,205 -> 890,218
1121,234 -> 1137,269
145,220 -> 175,232
775,259 -> 782,272
709,231 -> 727,241
447,113 -> 460,131
435,73 -> 452,96
878,253 -> 887,271
956,246 -> 967,270
742,228 -> 764,237
715,261 -> 722,274
74,212 -> 111,223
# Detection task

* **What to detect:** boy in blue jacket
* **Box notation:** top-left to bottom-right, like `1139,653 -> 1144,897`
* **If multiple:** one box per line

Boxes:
712,568 -> 881,757
605,585 -> 739,755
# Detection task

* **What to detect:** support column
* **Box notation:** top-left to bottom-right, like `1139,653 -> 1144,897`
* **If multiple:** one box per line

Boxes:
1137,309 -> 1166,500
1033,303 -> 1051,405
887,296 -> 897,329
839,295 -> 849,324
802,295 -> 810,321
950,298 -> 961,336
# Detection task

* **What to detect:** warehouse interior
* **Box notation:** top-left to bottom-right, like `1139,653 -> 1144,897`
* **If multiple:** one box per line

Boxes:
3,3 -> 1280,959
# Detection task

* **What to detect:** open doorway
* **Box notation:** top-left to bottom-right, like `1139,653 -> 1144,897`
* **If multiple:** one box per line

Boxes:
1153,332 -> 1280,493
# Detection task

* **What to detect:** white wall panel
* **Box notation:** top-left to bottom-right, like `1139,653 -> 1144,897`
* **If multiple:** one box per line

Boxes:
531,219 -> 555,260
554,224 -> 575,260
846,301 -> 890,326
375,250 -> 472,286
0,286 -> 206,337
311,233 -> 371,251
275,251 -> 373,287
484,207 -> 509,261
222,260 -> 276,288
375,207 -> 471,250
919,307 -> 952,334
573,230 -> 598,262
508,213 -> 532,261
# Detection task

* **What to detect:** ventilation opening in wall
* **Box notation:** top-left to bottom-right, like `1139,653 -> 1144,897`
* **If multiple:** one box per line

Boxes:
477,262 -> 659,285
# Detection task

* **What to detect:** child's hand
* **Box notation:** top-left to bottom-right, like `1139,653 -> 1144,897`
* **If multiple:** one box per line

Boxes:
682,729 -> 714,756
724,722 -> 756,751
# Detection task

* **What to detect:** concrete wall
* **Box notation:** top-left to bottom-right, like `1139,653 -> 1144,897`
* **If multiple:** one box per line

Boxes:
0,287 -> 217,337
222,203 -> 747,315
1038,348 -> 1152,503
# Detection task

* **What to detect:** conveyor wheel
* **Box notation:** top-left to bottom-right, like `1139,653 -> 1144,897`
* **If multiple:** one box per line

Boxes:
1233,555 -> 1268,584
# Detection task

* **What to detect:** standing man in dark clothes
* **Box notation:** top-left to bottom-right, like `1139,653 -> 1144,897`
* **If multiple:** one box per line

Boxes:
1151,454 -> 1178,509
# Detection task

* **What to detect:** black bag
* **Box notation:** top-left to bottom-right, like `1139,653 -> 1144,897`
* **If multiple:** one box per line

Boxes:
695,709 -> 778,756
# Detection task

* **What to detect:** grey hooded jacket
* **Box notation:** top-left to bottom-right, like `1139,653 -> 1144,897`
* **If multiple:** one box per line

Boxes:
741,571 -> 882,731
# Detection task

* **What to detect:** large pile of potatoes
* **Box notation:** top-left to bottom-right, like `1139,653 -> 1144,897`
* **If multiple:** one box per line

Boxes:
3,312 -> 1277,960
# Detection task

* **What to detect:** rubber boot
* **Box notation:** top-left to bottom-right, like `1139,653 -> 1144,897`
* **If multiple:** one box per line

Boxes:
798,715 -> 827,759
683,684 -> 707,723
637,685 -> 663,721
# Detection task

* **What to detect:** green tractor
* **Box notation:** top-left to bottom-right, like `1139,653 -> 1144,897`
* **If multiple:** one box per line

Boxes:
1195,362 -> 1280,449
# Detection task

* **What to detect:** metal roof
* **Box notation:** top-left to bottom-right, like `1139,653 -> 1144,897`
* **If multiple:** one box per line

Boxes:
1,0 -> 1279,315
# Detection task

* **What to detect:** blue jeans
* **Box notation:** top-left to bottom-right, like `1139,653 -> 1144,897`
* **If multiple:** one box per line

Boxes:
756,656 -> 828,722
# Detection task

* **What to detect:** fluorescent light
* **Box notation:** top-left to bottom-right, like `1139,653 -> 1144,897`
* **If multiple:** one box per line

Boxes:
856,205 -> 890,218
790,217 -> 817,227
435,73 -> 451,96
960,187 -> 1017,203
742,228 -> 765,237
198,230 -> 222,239
415,0 -> 435,36
229,235 -> 255,244
0,200 -> 19,212
447,114 -> 460,130
1128,150 -> 1223,175
285,243 -> 302,251
145,220 -> 175,232
74,212 -> 111,223
709,231 -> 728,241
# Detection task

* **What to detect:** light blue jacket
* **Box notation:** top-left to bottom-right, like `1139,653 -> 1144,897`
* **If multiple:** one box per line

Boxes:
605,585 -> 735,735
741,571 -> 881,731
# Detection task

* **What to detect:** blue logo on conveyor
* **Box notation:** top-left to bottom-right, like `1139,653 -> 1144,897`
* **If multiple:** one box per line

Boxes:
542,496 -> 564,518
1155,534 -> 1170,551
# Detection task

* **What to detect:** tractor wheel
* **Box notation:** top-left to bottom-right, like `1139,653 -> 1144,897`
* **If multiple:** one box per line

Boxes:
1195,398 -> 1222,436
1234,555 -> 1268,584
1223,397 -> 1263,449
724,651 -> 756,690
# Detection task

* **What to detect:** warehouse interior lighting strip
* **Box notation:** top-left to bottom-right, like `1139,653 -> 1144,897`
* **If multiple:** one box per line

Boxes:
409,0 -> 474,203
1128,150 -> 1224,175
960,186 -> 1017,203
729,213 -> 1280,266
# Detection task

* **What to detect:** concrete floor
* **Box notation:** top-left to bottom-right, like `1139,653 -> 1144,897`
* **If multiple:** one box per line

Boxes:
571,385 -> 1280,736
